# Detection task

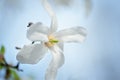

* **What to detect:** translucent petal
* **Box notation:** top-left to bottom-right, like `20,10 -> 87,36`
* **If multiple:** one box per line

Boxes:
16,44 -> 48,64
57,42 -> 64,50
50,16 -> 58,34
42,0 -> 55,19
42,0 -> 58,33
45,45 -> 64,80
27,22 -> 49,42
54,26 -> 87,43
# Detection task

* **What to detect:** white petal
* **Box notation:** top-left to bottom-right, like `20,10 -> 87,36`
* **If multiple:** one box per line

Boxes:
16,43 -> 48,64
27,22 -> 49,42
50,16 -> 58,34
42,0 -> 55,19
54,27 -> 87,43
42,0 -> 58,33
45,45 -> 64,80
57,42 -> 64,50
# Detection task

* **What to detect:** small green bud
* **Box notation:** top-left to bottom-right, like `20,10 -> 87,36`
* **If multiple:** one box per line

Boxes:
0,45 -> 5,55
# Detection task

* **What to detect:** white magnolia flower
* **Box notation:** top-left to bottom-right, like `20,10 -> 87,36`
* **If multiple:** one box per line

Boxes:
16,0 -> 87,80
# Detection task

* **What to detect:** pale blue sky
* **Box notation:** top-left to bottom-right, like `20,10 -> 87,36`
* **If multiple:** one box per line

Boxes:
0,0 -> 120,80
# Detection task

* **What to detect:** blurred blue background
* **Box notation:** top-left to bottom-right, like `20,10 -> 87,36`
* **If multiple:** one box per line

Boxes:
0,0 -> 120,80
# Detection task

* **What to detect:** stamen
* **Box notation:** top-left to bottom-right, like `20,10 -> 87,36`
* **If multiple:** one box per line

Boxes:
48,35 -> 55,40
50,39 -> 58,43
45,35 -> 59,47
45,42 -> 54,47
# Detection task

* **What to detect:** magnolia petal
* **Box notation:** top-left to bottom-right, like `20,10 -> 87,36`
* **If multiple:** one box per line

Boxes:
54,26 -> 87,43
16,44 -> 48,64
57,42 -> 64,50
45,45 -> 64,80
50,16 -> 58,34
42,0 -> 58,33
42,0 -> 55,18
27,22 -> 49,42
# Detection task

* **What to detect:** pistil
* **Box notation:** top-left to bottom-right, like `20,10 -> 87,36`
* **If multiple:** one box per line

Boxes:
45,35 -> 58,47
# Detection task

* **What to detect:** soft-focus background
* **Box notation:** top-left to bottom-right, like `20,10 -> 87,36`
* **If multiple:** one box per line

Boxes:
0,0 -> 120,80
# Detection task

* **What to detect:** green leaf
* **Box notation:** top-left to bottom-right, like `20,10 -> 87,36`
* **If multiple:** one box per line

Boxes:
11,70 -> 21,80
0,45 -> 5,55
0,65 -> 3,70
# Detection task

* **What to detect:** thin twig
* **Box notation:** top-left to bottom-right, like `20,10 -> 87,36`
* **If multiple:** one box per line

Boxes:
0,62 -> 23,72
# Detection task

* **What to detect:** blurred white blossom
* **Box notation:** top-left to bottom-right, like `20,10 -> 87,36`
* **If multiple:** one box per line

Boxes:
53,0 -> 73,6
84,0 -> 92,16
52,0 -> 92,16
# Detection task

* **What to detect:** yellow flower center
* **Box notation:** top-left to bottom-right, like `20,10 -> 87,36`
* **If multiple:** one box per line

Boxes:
45,35 -> 58,47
